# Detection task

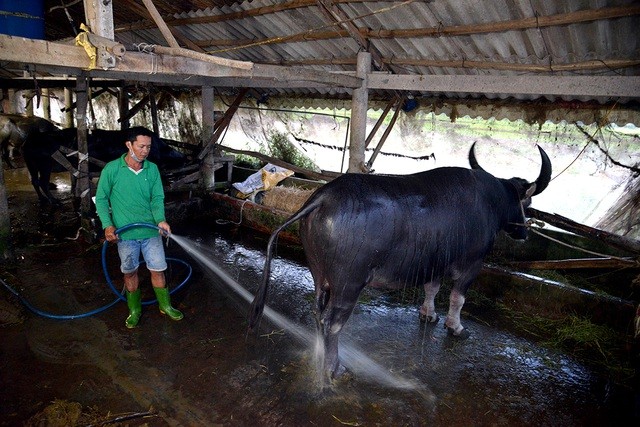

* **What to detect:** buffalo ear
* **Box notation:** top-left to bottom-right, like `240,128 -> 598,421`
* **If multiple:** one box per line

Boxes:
524,183 -> 537,199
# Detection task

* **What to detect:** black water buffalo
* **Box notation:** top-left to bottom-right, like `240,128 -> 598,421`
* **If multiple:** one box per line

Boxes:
22,126 -> 189,204
0,113 -> 58,168
249,143 -> 552,382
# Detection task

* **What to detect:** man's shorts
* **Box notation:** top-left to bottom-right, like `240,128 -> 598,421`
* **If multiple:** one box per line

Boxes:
117,236 -> 167,273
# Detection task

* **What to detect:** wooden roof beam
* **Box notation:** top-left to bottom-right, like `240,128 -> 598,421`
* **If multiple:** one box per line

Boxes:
272,57 -> 640,73
0,35 -> 362,89
368,74 -> 640,99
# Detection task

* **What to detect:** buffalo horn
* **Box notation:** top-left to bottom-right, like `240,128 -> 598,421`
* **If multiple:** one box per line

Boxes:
468,142 -> 485,172
532,145 -> 552,196
469,142 -> 552,197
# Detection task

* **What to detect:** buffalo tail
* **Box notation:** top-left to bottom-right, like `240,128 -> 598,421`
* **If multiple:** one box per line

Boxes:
247,201 -> 319,332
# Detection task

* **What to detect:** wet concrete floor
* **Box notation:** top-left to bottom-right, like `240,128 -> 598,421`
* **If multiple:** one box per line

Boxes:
0,168 -> 636,426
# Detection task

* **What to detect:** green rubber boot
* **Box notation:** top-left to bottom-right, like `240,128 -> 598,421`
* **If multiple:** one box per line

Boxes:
125,289 -> 142,329
153,287 -> 184,321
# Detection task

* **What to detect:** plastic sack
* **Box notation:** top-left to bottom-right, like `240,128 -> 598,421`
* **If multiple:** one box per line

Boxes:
231,163 -> 294,199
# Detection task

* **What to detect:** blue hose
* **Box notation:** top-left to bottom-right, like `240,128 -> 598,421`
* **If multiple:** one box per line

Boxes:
102,222 -> 192,306
1,223 -> 192,320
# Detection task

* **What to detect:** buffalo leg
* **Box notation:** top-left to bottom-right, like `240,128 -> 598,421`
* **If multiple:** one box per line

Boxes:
419,280 -> 441,323
25,154 -> 58,204
318,290 -> 360,381
445,262 -> 483,338
36,167 -> 59,204
444,289 -> 468,337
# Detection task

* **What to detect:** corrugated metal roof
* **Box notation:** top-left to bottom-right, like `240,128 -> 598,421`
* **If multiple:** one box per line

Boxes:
30,0 -> 640,118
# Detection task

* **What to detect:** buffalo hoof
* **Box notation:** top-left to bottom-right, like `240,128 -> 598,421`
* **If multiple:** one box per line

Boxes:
331,363 -> 348,380
446,326 -> 470,340
419,312 -> 439,324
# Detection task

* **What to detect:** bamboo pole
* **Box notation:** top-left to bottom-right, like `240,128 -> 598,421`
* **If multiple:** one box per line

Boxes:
365,98 -> 395,148
140,0 -> 180,48
120,2 -> 640,43
508,257 -> 639,270
527,207 -> 640,255
274,58 -> 640,73
218,145 -> 340,182
365,96 -> 404,171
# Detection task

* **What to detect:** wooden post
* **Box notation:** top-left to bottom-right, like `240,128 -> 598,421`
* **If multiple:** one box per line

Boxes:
75,75 -> 93,238
149,86 -> 159,135
0,153 -> 13,263
200,86 -> 216,190
42,88 -> 50,120
24,90 -> 34,116
4,89 -> 16,114
64,87 -> 73,128
349,51 -> 371,173
118,87 -> 130,130
85,0 -> 114,39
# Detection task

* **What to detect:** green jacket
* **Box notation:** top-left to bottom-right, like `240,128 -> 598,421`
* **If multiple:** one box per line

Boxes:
95,153 -> 166,240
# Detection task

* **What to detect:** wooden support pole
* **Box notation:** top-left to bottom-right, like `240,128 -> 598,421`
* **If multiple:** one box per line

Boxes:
118,94 -> 150,124
0,153 -> 12,263
365,98 -> 395,148
141,0 -> 180,48
198,88 -> 249,160
118,87 -> 129,130
365,96 -> 404,171
42,88 -> 50,120
201,86 -> 215,138
149,86 -> 159,135
85,0 -> 115,39
64,87 -> 74,128
75,76 -> 92,225
349,51 -> 371,173
60,87 -> 110,113
201,86 -> 217,190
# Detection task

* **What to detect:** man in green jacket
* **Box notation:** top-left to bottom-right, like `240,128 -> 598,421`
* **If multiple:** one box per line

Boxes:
95,126 -> 183,328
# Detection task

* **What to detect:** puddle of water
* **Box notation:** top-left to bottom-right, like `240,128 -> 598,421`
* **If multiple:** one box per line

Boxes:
169,233 -> 425,393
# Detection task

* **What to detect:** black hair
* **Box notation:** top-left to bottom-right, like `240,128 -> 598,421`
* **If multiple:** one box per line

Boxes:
124,126 -> 155,143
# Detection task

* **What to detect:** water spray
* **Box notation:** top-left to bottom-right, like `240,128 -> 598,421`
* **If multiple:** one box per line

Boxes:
170,234 -> 427,393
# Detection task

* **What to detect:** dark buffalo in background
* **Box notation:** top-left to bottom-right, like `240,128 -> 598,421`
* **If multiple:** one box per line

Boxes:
250,143 -> 552,383
21,126 -> 191,204
0,113 -> 58,168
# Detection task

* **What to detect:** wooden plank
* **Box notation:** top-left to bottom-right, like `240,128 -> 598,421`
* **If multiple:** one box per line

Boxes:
508,258 -> 639,270
0,35 -> 362,89
527,207 -> 640,255
280,57 -> 640,73
368,74 -> 640,98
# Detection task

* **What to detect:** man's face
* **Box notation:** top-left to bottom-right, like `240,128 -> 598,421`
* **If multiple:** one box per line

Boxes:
128,135 -> 152,161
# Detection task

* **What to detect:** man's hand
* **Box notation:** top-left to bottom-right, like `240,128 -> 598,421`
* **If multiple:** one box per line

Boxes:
104,226 -> 118,242
158,221 -> 171,236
